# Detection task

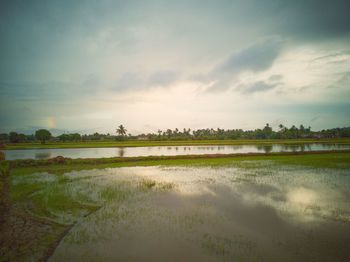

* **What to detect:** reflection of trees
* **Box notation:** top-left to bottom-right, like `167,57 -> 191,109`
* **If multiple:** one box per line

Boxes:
35,152 -> 51,159
0,151 -> 5,161
118,148 -> 125,157
256,145 -> 273,153
255,144 -> 317,153
279,144 -> 316,152
263,145 -> 273,153
281,144 -> 304,152
231,146 -> 243,150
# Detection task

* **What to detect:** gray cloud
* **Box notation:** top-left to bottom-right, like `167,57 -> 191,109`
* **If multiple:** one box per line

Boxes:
147,71 -> 180,87
0,81 -> 73,101
327,72 -> 350,89
82,75 -> 100,91
204,39 -> 283,92
0,76 -> 101,102
237,81 -> 279,95
0,0 -> 349,131
236,74 -> 284,94
113,70 -> 181,91
215,39 -> 283,75
310,51 -> 350,63
114,73 -> 143,91
273,0 -> 350,40
268,74 -> 283,82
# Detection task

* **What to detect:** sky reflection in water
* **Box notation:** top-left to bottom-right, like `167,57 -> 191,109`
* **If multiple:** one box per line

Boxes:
3,143 -> 350,160
45,164 -> 350,261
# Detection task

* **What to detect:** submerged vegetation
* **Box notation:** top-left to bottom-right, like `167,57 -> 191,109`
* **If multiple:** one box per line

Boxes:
1,160 -> 175,261
1,150 -> 350,261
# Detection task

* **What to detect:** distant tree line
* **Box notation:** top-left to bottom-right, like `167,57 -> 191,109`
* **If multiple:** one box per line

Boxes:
1,124 -> 350,143
136,125 -> 350,140
0,132 -> 35,143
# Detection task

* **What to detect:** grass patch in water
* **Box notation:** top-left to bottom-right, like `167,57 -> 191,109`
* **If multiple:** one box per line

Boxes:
202,233 -> 256,258
138,179 -> 175,191
8,168 -> 176,226
100,185 -> 133,203
138,179 -> 156,190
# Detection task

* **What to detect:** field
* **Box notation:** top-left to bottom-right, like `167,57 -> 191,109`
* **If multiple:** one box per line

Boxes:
4,138 -> 350,150
1,151 -> 350,261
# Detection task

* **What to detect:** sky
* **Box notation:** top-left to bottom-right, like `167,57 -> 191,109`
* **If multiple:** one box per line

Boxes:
0,0 -> 350,135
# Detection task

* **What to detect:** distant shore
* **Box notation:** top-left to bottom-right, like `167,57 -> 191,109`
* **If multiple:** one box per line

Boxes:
3,138 -> 350,150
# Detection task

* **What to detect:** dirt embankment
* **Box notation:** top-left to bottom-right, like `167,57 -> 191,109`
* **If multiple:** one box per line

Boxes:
0,161 -> 69,261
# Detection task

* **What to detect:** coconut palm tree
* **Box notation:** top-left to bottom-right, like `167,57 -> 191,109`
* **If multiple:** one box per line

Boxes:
116,125 -> 127,137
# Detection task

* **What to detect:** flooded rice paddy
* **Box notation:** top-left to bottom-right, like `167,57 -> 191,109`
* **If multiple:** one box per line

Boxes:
3,143 -> 350,160
12,162 -> 350,261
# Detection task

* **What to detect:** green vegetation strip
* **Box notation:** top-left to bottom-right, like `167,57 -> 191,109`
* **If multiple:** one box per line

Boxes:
8,150 -> 350,176
4,138 -> 350,150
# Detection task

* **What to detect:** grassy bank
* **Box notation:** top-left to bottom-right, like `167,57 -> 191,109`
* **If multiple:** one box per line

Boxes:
8,150 -> 350,176
4,138 -> 350,150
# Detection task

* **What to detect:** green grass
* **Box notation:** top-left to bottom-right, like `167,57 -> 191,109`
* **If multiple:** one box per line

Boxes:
0,161 -> 10,176
8,151 -> 350,176
4,138 -> 350,150
7,155 -> 183,225
0,161 -> 10,204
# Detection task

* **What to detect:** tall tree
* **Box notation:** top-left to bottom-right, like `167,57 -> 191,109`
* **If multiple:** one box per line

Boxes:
35,129 -> 52,144
263,123 -> 273,139
9,132 -> 19,143
157,129 -> 162,138
116,125 -> 127,137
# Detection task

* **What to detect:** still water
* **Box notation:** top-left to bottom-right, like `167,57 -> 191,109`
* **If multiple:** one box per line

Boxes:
39,164 -> 350,261
3,143 -> 350,160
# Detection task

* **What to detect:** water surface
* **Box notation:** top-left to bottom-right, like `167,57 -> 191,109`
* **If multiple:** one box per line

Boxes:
3,143 -> 350,160
35,163 -> 350,261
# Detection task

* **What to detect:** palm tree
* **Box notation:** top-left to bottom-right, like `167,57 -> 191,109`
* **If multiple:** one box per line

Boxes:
116,125 -> 127,137
157,129 -> 162,137
166,129 -> 172,138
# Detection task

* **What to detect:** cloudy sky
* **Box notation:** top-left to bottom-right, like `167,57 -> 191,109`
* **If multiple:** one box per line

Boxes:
1,0 -> 349,134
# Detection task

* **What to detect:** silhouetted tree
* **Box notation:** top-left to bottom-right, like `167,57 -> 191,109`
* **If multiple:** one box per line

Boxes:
116,125 -> 127,136
35,129 -> 52,144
